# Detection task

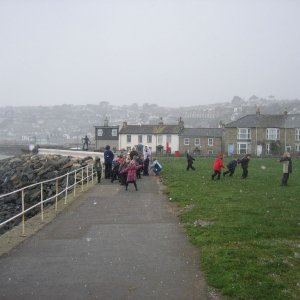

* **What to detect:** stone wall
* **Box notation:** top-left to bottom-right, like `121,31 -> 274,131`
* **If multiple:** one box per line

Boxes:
0,154 -> 95,234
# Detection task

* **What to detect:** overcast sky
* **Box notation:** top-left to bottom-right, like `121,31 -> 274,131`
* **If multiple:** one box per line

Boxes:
0,0 -> 299,108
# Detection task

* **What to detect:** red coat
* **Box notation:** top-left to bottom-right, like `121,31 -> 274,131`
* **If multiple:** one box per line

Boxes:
213,158 -> 224,172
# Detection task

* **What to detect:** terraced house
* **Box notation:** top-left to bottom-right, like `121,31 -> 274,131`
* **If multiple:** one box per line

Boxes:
178,128 -> 223,156
224,109 -> 300,156
119,118 -> 184,154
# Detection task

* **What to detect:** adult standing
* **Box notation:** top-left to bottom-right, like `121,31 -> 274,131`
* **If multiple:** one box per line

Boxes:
279,152 -> 292,186
143,145 -> 151,176
104,145 -> 114,179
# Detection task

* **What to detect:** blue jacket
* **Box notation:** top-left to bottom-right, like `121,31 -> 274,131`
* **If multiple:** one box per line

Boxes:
104,150 -> 114,164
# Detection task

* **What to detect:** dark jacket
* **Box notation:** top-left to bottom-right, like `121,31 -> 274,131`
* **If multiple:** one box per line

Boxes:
104,149 -> 114,164
227,159 -> 238,171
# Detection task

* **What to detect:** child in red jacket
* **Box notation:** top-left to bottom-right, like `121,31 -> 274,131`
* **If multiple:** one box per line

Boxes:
212,154 -> 225,180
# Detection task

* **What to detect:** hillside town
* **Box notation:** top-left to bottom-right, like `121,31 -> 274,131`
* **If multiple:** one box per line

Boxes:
1,96 -> 300,157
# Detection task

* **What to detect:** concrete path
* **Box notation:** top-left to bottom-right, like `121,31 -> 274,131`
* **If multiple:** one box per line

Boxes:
0,176 -> 208,300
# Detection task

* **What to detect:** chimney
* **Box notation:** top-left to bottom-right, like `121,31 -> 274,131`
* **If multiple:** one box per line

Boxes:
284,108 -> 288,116
158,117 -> 164,126
256,107 -> 260,116
104,116 -> 109,127
122,121 -> 127,128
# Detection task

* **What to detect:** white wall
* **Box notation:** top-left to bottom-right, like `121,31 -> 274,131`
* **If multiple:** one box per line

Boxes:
119,134 -> 179,153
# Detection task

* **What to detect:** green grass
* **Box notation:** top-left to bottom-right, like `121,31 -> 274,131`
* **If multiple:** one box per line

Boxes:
160,156 -> 300,300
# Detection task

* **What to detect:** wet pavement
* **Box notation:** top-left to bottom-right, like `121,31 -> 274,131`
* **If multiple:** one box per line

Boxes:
0,176 -> 208,300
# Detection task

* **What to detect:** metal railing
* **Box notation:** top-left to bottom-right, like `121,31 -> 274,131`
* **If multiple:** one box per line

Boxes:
0,164 -> 96,236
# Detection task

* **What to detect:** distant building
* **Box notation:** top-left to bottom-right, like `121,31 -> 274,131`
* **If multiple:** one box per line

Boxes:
94,117 -> 119,151
179,128 -> 223,156
224,109 -> 300,156
119,117 -> 184,154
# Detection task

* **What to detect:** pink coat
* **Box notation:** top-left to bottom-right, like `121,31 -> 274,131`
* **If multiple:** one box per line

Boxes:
122,161 -> 141,182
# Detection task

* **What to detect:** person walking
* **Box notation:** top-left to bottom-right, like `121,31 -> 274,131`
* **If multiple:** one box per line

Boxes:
279,152 -> 292,186
186,153 -> 196,171
239,154 -> 251,179
104,145 -> 114,179
94,156 -> 102,184
211,154 -> 225,180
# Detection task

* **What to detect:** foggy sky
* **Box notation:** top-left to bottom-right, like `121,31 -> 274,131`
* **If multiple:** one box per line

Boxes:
0,0 -> 300,108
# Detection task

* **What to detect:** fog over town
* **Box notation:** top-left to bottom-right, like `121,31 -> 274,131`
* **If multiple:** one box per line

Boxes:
1,0 -> 300,108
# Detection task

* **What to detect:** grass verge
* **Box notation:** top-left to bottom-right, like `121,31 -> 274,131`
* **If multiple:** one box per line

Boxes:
160,156 -> 300,300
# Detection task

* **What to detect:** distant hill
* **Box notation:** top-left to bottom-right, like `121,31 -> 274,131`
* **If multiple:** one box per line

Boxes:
1,97 -> 299,145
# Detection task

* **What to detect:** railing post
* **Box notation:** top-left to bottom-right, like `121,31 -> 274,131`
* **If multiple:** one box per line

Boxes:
65,173 -> 69,204
21,189 -> 26,237
86,165 -> 89,187
55,179 -> 58,213
91,164 -> 94,185
41,183 -> 44,222
73,170 -> 77,197
81,168 -> 84,191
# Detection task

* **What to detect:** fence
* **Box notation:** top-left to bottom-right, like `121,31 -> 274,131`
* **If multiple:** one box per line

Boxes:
0,164 -> 96,236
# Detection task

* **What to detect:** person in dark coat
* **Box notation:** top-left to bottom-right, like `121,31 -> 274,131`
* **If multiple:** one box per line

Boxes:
279,152 -> 292,186
186,153 -> 196,171
94,156 -> 102,184
104,145 -> 114,179
239,154 -> 251,179
223,157 -> 238,177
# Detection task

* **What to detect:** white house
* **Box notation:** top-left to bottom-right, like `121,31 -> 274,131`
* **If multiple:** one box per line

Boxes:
119,118 -> 184,154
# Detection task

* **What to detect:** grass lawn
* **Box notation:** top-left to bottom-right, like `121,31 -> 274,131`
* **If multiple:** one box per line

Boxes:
160,156 -> 300,300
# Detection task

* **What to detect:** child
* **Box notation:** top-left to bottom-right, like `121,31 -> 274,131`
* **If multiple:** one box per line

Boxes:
279,152 -> 292,186
121,157 -> 142,191
239,154 -> 251,179
223,157 -> 238,177
94,156 -> 102,184
150,158 -> 162,176
186,153 -> 196,171
212,154 -> 225,180
111,158 -> 121,183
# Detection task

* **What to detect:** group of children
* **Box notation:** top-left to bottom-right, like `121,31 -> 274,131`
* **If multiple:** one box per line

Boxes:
211,153 -> 251,180
94,146 -> 163,191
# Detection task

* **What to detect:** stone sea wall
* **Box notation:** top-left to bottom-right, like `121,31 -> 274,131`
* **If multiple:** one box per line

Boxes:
0,154 -> 94,234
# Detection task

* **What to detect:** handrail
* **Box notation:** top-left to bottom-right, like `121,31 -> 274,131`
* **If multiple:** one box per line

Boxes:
0,164 -> 96,236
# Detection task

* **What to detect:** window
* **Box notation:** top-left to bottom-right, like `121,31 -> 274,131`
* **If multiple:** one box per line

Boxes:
126,135 -> 131,143
208,149 -> 214,155
238,128 -> 251,139
184,138 -> 190,145
112,129 -> 118,136
295,144 -> 300,152
266,143 -> 270,154
138,135 -> 143,143
157,135 -> 163,145
208,138 -> 213,146
97,129 -> 103,136
295,129 -> 300,141
166,135 -> 172,143
237,142 -> 250,154
266,128 -> 280,140
147,135 -> 152,143
194,138 -> 200,146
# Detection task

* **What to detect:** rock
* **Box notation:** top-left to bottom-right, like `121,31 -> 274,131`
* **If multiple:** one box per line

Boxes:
0,153 -> 94,234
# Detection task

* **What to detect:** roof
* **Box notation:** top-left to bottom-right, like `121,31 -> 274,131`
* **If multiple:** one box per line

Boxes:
225,114 -> 287,128
119,124 -> 183,135
180,128 -> 223,137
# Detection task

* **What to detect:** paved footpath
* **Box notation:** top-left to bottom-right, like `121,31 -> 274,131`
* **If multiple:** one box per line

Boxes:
0,176 -> 208,300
